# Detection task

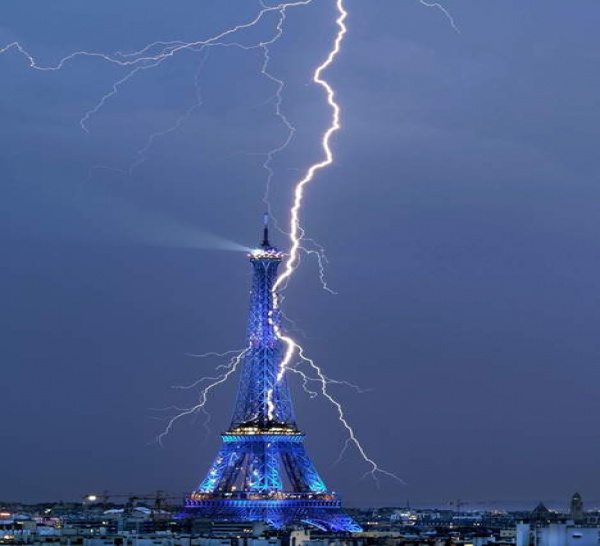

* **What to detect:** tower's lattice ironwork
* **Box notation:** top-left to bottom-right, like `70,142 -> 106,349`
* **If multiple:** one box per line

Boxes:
181,220 -> 361,532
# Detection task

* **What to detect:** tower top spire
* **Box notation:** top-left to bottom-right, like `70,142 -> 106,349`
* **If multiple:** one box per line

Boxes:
261,212 -> 270,249
249,213 -> 281,261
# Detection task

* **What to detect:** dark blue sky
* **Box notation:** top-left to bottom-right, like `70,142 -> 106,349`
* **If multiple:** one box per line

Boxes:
1,1 -> 600,508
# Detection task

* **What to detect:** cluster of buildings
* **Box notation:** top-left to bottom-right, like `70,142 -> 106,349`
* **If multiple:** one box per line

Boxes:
1,494 -> 599,546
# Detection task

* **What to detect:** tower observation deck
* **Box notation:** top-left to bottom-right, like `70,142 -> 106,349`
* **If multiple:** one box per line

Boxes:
181,217 -> 361,532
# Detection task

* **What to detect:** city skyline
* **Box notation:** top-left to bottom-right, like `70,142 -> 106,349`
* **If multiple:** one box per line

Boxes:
1,0 -> 599,505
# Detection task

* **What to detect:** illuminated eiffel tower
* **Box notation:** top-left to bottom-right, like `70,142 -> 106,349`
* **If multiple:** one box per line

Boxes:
181,217 -> 361,532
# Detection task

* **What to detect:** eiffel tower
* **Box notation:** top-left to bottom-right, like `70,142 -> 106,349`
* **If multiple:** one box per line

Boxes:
181,217 -> 361,532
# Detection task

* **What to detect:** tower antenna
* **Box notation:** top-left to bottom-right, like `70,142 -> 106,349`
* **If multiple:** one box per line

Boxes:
261,212 -> 271,248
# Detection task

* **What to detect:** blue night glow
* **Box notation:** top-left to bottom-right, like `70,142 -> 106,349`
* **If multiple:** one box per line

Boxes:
181,224 -> 361,532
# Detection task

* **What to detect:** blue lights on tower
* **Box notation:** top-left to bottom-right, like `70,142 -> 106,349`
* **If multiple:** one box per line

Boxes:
181,219 -> 361,532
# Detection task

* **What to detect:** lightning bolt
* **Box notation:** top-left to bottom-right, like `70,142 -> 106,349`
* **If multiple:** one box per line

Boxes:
155,347 -> 249,447
301,245 -> 337,295
258,1 -> 298,217
89,3 -> 300,182
272,0 -> 347,298
417,0 -> 461,33
257,0 -> 402,483
104,50 -> 209,179
295,346 -> 403,484
185,349 -> 246,360
267,0 -> 460,480
0,1 -> 314,132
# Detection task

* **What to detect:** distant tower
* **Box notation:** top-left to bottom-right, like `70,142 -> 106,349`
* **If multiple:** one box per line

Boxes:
180,218 -> 361,532
530,502 -> 554,524
570,492 -> 584,522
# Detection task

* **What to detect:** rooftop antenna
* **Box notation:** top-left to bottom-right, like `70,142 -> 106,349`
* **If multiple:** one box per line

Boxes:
261,212 -> 271,248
